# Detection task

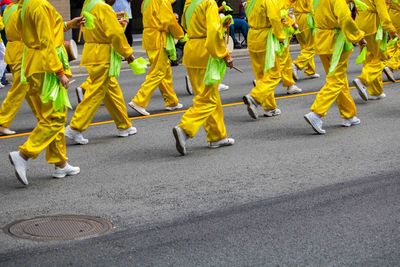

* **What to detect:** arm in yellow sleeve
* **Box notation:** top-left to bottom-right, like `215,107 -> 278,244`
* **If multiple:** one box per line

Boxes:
0,17 -> 4,31
268,0 -> 286,41
334,0 -> 364,43
205,1 -> 229,59
376,0 -> 397,33
160,0 -> 184,39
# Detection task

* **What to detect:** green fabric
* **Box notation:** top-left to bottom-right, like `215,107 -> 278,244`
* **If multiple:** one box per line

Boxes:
388,37 -> 399,47
142,0 -> 151,12
264,30 -> 284,72
328,30 -> 353,75
83,0 -> 104,13
40,73 -> 72,112
82,0 -> 104,29
307,13 -> 316,36
355,46 -> 367,64
179,33 -> 189,43
20,47 -> 28,85
245,0 -> 256,17
185,0 -> 203,29
376,24 -> 383,41
204,57 -> 227,86
313,0 -> 321,11
109,48 -> 123,77
56,46 -> 70,72
393,0 -> 399,4
129,57 -> 150,75
166,33 -> 177,61
380,32 -> 388,52
222,1 -> 232,12
3,4 -> 17,27
354,0 -> 368,11
20,0 -> 31,23
220,15 -> 233,38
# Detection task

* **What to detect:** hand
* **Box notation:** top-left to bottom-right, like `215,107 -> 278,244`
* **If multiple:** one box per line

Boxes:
224,54 -> 233,69
293,23 -> 299,30
358,38 -> 367,47
118,18 -> 129,27
126,54 -> 135,64
57,74 -> 70,89
67,16 -> 85,30
281,17 -> 287,24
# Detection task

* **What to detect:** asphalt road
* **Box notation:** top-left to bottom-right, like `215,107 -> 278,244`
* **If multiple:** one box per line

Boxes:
0,50 -> 400,266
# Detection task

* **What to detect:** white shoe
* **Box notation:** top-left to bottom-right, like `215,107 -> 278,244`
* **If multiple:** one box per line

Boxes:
218,83 -> 230,91
9,151 -> 28,186
0,82 -> 5,88
128,101 -> 150,116
0,126 -> 16,135
118,126 -> 137,137
173,126 -> 188,156
383,66 -> 396,82
353,78 -> 368,101
52,163 -> 80,178
287,85 -> 302,94
185,75 -> 193,95
292,64 -> 299,81
243,94 -> 259,119
209,137 -> 235,148
165,103 -> 183,111
342,116 -> 361,127
264,108 -> 281,117
305,73 -> 320,79
65,125 -> 89,145
368,93 -> 386,100
76,87 -> 84,103
304,112 -> 326,134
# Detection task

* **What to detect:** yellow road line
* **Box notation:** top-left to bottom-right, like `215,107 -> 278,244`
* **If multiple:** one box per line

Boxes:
1,80 -> 399,140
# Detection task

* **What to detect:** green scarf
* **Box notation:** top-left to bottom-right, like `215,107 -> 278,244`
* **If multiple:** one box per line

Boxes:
82,0 -> 104,29
185,0 -> 203,29
109,48 -> 123,77
328,29 -> 353,75
245,0 -> 257,17
142,0 -> 151,12
3,4 -> 17,27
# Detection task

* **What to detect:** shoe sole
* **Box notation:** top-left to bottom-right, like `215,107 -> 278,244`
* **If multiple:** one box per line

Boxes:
53,169 -> 81,179
209,141 -> 234,149
173,128 -> 186,156
287,90 -> 302,95
264,112 -> 281,117
383,68 -> 396,83
304,115 -> 325,135
9,154 -> 28,186
129,103 -> 150,116
353,80 -> 368,101
76,88 -> 84,104
185,76 -> 193,95
118,129 -> 137,137
252,80 -> 256,87
242,96 -> 258,120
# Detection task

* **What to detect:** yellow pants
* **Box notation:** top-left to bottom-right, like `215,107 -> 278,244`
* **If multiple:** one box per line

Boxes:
132,48 -> 179,108
279,45 -> 295,87
70,64 -> 132,132
19,73 -> 67,164
386,42 -> 400,70
293,13 -> 316,75
358,34 -> 384,96
0,63 -> 38,128
178,68 -> 227,142
249,50 -> 281,111
80,78 -> 91,91
311,51 -> 356,118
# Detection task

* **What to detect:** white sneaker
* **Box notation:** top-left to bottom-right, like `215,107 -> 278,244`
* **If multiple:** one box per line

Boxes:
65,125 -> 89,145
209,137 -> 235,148
368,93 -> 386,100
185,75 -> 193,95
353,78 -> 368,101
165,103 -> 184,111
287,85 -> 302,94
0,82 -> 5,88
173,126 -> 188,156
243,94 -> 259,119
304,112 -> 326,134
9,151 -> 28,186
305,73 -> 320,79
383,66 -> 396,82
76,87 -> 85,103
252,80 -> 256,87
0,126 -> 16,135
342,116 -> 361,127
128,101 -> 150,116
292,63 -> 299,81
264,108 -> 281,117
118,126 -> 137,137
52,163 -> 80,178
218,83 -> 230,91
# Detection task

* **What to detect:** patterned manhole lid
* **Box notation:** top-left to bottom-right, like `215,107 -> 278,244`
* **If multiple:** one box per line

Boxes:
3,215 -> 113,241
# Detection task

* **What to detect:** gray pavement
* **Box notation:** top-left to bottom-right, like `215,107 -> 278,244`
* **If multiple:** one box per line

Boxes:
0,51 -> 400,265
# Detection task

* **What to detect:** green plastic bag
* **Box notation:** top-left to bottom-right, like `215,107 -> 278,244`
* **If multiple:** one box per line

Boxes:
82,11 -> 96,30
354,0 -> 368,11
129,57 -> 150,75
109,48 -> 122,77
41,73 -> 72,112
204,57 -> 227,86
328,30 -> 353,75
355,46 -> 367,64
388,37 -> 399,48
166,33 -> 177,61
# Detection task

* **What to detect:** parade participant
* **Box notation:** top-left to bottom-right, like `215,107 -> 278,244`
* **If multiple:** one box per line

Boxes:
172,0 -> 234,156
9,0 -> 82,186
304,0 -> 366,134
242,0 -> 286,120
384,1 -> 400,76
353,0 -> 398,101
66,0 -> 136,145
128,0 -> 185,116
291,0 -> 320,80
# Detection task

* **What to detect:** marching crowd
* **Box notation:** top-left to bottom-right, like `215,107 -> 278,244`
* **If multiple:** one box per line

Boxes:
0,0 -> 399,186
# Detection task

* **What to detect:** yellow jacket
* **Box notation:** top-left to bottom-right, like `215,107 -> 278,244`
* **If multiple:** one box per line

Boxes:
4,3 -> 24,65
389,2 -> 400,32
141,0 -> 184,51
314,0 -> 364,55
355,0 -> 396,36
181,0 -> 228,69
246,0 -> 285,53
279,0 -> 296,28
17,0 -> 64,77
291,0 -> 313,13
81,1 -> 133,66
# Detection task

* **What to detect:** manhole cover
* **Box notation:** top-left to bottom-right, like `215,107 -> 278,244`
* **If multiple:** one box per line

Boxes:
4,215 -> 113,241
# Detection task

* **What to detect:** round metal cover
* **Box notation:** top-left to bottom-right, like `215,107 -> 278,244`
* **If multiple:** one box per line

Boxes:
4,215 -> 113,241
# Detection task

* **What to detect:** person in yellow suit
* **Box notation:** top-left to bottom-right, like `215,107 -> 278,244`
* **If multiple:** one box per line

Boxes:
9,0 -> 82,186
242,0 -> 286,120
66,0 -> 136,145
353,0 -> 398,101
304,0 -> 366,134
172,0 -> 234,156
384,1 -> 400,75
128,0 -> 185,116
291,0 -> 320,80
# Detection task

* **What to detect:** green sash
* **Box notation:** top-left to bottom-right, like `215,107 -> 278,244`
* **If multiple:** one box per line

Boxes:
142,0 -> 151,12
185,0 -> 203,29
328,29 -> 353,75
82,0 -> 104,29
3,4 -> 17,27
82,0 -> 104,13
245,0 -> 256,17
354,0 -> 368,11
20,0 -> 31,23
313,0 -> 320,11
109,48 -> 122,77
